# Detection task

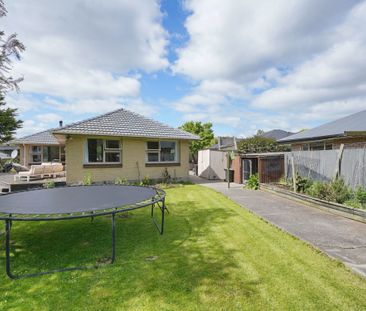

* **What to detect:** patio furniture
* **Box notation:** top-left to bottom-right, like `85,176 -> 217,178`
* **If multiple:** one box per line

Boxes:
14,163 -> 65,182
0,185 -> 166,279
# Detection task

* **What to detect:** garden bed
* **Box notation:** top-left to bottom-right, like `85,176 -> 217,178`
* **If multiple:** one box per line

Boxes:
261,183 -> 366,223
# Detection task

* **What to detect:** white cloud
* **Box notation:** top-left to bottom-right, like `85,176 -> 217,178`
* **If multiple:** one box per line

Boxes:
171,0 -> 366,136
35,113 -> 64,125
173,0 -> 356,80
15,120 -> 49,138
3,0 -> 167,124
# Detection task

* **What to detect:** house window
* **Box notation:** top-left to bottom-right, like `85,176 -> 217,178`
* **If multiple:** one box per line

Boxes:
86,139 -> 121,163
29,145 -> 65,164
43,146 -> 60,162
310,142 -> 325,151
325,143 -> 333,150
30,146 -> 42,163
146,141 -> 178,163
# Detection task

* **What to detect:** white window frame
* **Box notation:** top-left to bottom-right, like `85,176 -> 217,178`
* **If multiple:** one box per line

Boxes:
145,140 -> 179,163
84,138 -> 122,164
29,145 -> 65,164
29,145 -> 42,163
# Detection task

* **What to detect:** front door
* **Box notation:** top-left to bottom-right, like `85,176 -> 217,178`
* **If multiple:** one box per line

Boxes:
243,159 -> 252,181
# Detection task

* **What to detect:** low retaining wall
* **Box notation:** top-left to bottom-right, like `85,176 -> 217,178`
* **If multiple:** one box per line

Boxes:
261,183 -> 366,224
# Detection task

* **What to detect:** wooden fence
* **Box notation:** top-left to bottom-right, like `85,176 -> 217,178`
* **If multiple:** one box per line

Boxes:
285,146 -> 366,189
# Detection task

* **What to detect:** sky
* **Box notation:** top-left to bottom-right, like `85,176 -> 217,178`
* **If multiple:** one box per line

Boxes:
3,0 -> 366,138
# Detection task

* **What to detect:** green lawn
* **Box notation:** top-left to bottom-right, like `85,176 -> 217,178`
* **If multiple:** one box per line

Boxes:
0,184 -> 366,310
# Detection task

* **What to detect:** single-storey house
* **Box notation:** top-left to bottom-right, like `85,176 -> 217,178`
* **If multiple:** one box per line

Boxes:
11,126 -> 66,167
278,109 -> 366,150
12,108 -> 198,184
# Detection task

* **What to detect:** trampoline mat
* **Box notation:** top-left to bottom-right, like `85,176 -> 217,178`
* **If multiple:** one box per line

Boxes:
0,185 -> 157,215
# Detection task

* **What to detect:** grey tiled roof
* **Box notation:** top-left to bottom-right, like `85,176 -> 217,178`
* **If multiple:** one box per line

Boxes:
261,129 -> 294,141
54,108 -> 199,140
279,109 -> 366,143
11,129 -> 61,145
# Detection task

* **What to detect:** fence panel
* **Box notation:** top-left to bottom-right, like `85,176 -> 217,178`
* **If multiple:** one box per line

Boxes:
341,148 -> 366,189
285,147 -> 366,189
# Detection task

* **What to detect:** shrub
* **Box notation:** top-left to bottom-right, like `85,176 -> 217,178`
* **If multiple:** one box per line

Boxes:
344,198 -> 363,210
246,174 -> 259,190
328,178 -> 351,204
115,177 -> 129,185
83,173 -> 93,186
305,178 -> 351,204
140,175 -> 153,186
43,181 -> 55,189
355,187 -> 366,205
295,173 -> 312,193
305,181 -> 331,200
161,168 -> 171,184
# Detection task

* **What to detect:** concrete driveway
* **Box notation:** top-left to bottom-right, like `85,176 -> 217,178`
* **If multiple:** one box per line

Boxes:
190,176 -> 366,277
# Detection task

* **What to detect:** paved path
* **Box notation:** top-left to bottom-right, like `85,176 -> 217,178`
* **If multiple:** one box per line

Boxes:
190,176 -> 366,277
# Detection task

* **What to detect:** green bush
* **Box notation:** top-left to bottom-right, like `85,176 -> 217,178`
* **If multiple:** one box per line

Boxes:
344,198 -> 363,210
305,181 -> 331,200
140,175 -> 153,186
305,178 -> 351,204
246,174 -> 259,190
83,173 -> 93,186
295,173 -> 313,193
115,177 -> 129,185
43,181 -> 55,189
328,179 -> 351,204
355,187 -> 366,205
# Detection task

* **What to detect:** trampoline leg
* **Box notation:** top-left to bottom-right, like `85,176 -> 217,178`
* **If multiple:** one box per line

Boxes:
5,220 -> 16,279
111,213 -> 116,263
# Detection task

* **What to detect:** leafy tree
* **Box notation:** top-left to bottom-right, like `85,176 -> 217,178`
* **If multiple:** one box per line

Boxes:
0,0 -> 24,142
0,94 -> 22,142
179,121 -> 215,163
238,133 -> 290,153
1,0 -> 25,92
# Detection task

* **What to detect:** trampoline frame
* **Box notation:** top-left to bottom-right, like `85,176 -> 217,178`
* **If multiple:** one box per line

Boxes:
0,185 -> 166,279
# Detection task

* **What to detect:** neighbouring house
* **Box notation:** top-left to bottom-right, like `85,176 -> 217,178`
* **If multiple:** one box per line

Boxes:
10,125 -> 66,167
49,108 -> 198,184
208,136 -> 242,151
278,109 -> 366,150
260,129 -> 294,141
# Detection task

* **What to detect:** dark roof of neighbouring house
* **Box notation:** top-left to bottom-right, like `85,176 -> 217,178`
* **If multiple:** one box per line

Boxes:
10,129 -> 62,145
278,109 -> 366,144
54,108 -> 199,140
261,129 -> 294,141
209,136 -> 243,150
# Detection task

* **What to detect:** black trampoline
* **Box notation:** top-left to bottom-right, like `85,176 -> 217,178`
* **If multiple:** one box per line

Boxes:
0,184 -> 166,279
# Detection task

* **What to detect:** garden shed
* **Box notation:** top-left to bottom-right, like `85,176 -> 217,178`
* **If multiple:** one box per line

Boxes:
232,152 -> 285,184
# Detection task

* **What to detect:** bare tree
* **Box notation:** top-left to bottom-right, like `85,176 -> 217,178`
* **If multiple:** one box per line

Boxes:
0,0 -> 25,93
